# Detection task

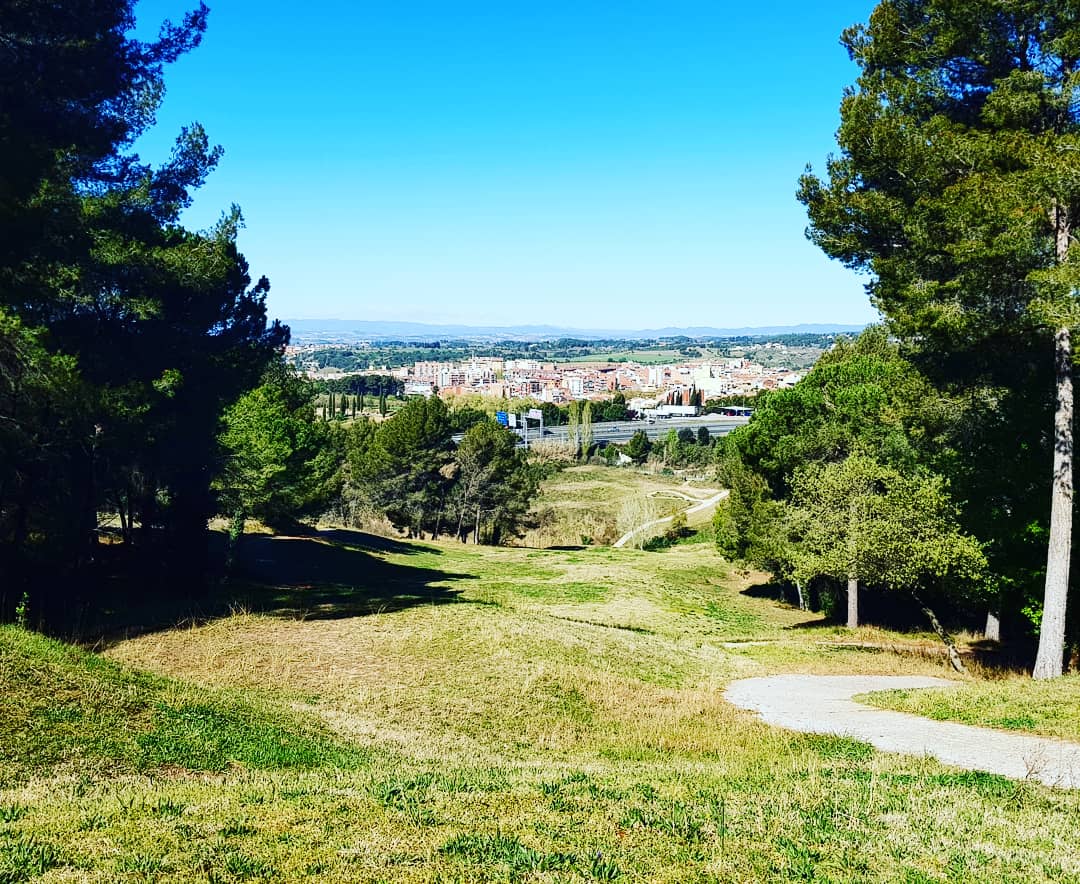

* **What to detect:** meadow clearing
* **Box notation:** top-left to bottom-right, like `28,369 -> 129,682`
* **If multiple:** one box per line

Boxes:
3,513 -> 1080,883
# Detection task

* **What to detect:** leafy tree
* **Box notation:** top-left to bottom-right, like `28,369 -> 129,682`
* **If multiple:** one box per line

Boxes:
539,402 -> 563,427
713,445 -> 778,564
598,392 -> 629,422
0,0 -> 285,618
734,328 -> 946,496
0,312 -> 85,619
788,454 -> 985,670
567,400 -> 581,455
580,401 -> 594,458
799,1 -> 1080,676
449,406 -> 490,434
624,430 -> 652,464
217,365 -> 341,542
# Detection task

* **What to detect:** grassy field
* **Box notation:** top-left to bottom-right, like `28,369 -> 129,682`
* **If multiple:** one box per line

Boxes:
3,528 -> 1080,882
524,465 -> 719,547
861,675 -> 1080,743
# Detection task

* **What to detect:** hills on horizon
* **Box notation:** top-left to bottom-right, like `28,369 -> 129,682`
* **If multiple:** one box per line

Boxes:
283,319 -> 868,344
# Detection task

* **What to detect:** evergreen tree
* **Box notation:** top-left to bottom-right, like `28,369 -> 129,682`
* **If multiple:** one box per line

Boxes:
0,0 -> 285,616
800,1 -> 1080,676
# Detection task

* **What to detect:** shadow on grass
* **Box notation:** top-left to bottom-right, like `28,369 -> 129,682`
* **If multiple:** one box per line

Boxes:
740,581 -> 786,601
83,528 -> 476,648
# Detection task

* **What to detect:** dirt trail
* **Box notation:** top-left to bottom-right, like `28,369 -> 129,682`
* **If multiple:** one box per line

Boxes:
613,489 -> 728,548
725,674 -> 1080,789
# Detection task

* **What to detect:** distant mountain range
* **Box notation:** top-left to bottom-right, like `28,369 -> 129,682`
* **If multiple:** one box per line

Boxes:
283,319 -> 868,344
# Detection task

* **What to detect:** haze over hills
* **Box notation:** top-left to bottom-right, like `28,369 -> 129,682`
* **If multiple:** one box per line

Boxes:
284,319 -> 868,344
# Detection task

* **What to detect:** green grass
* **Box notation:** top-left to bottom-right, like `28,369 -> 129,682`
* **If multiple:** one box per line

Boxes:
4,532 -> 1080,881
525,464 -> 718,547
0,625 -> 364,783
860,675 -> 1080,742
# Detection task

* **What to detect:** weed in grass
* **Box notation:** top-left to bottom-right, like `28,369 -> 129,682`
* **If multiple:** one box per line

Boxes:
0,807 -> 25,824
221,849 -> 276,879
115,852 -> 165,876
589,852 -> 622,880
77,811 -> 108,831
137,701 -> 349,772
217,820 -> 257,841
373,776 -> 437,825
151,796 -> 186,818
794,733 -> 876,763
439,832 -> 577,875
0,835 -> 61,882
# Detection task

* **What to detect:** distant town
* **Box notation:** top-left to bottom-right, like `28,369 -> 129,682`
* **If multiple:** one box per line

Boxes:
286,333 -> 843,416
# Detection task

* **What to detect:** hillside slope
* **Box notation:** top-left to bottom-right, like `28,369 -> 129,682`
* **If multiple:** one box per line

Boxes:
2,536 -> 1079,882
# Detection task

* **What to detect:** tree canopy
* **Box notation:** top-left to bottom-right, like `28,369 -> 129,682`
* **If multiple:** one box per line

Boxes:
0,0 -> 285,625
800,1 -> 1080,677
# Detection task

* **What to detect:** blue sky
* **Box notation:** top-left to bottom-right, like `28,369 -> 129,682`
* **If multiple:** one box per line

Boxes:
134,1 -> 879,329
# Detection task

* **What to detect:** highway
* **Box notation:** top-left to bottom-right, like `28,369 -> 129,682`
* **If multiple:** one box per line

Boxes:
452,415 -> 749,447
533,415 -> 748,446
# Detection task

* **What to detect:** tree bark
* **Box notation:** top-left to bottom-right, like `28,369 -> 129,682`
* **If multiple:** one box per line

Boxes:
984,609 -> 1001,643
1034,325 -> 1073,679
911,589 -> 967,674
847,576 -> 859,628
794,579 -> 807,611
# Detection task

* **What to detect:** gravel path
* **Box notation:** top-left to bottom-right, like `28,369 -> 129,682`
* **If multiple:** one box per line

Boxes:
725,675 -> 1080,789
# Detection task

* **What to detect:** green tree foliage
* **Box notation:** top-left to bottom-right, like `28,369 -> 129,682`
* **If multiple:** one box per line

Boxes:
314,374 -> 402,398
539,402 -> 563,427
721,329 -> 992,634
0,313 -> 84,618
713,447 -> 780,565
787,454 -> 985,669
598,392 -> 629,422
0,0 -> 285,622
580,402 -> 594,459
734,328 -> 946,496
623,430 -> 652,465
567,400 -> 581,455
354,396 -> 454,537
799,1 -> 1080,675
217,366 -> 341,536
451,422 -> 538,544
449,406 -> 490,434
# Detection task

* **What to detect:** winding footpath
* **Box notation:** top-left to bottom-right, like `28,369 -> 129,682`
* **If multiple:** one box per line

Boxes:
613,489 -> 728,549
725,675 -> 1080,789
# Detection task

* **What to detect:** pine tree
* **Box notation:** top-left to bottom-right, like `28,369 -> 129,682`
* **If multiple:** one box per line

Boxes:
800,2 -> 1080,677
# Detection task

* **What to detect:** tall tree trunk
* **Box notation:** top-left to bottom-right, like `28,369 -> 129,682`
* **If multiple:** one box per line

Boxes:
794,579 -> 807,612
984,609 -> 1001,643
847,576 -> 858,628
910,589 -> 967,674
1034,325 -> 1073,679
474,505 -> 481,545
